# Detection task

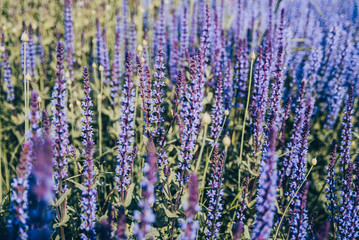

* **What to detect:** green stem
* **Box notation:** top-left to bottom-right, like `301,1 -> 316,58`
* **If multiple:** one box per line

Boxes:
195,124 -> 208,174
24,42 -> 28,134
200,115 -> 228,204
273,164 -> 315,240
238,56 -> 255,190
99,71 -> 103,162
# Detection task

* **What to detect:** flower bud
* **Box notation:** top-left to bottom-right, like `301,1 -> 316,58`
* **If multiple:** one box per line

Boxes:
202,112 -> 211,125
37,96 -> 42,103
142,39 -> 148,46
140,56 -> 145,63
223,135 -> 231,147
99,65 -> 104,72
92,62 -> 97,69
250,51 -> 256,60
312,158 -> 317,166
25,73 -> 31,81
21,32 -> 29,42
65,72 -> 70,79
69,103 -> 74,109
224,110 -> 229,116
67,79 -> 72,86
0,46 -> 5,53
137,45 -> 143,53
97,94 -> 102,100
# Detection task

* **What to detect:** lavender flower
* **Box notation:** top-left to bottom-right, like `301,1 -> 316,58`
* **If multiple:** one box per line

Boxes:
290,181 -> 309,240
28,134 -> 54,240
110,10 -> 122,105
180,173 -> 200,240
36,27 -> 47,76
133,142 -> 157,239
116,53 -> 136,200
51,41 -> 70,194
179,3 -> 189,66
80,66 -> 97,240
210,71 -> 224,140
101,28 -> 111,84
151,48 -> 166,139
9,142 -> 31,240
28,24 -> 36,78
251,128 -> 278,240
236,177 -> 249,226
3,48 -> 14,101
41,110 -> 50,135
178,57 -> 203,184
205,148 -> 225,239
64,0 -> 75,81
337,87 -> 355,239
326,140 -> 337,232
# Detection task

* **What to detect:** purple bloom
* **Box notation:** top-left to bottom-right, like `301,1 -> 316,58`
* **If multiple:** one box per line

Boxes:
205,148 -> 226,239
9,142 -> 31,240
337,87 -> 355,239
36,27 -> 47,76
116,53 -> 136,200
64,0 -> 75,81
28,134 -> 54,240
42,110 -> 51,135
180,173 -> 200,240
251,128 -> 278,240
28,24 -> 37,78
51,41 -> 70,194
179,3 -> 189,66
133,142 -> 157,239
290,181 -> 309,240
80,66 -> 97,240
210,71 -> 224,140
236,176 -> 249,226
110,10 -> 123,105
178,57 -> 203,184
326,140 -> 338,230
101,28 -> 111,84
3,48 -> 14,101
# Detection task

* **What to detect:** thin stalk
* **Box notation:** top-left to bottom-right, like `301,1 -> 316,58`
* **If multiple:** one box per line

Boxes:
99,71 -> 103,162
195,124 -> 208,174
200,115 -> 228,204
238,55 -> 255,189
24,42 -> 28,133
273,164 -> 315,239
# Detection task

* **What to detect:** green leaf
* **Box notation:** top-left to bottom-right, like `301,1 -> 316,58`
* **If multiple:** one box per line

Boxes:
161,204 -> 177,218
68,179 -> 85,190
52,189 -> 71,207
124,183 -> 135,207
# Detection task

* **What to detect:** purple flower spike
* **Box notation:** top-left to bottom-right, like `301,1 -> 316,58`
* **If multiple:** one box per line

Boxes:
205,147 -> 226,239
80,66 -> 97,240
116,53 -> 136,200
9,142 -> 31,240
338,87 -> 355,239
64,0 -> 75,81
151,48 -> 166,139
51,41 -> 70,194
210,71 -> 224,140
180,173 -> 200,240
251,127 -> 278,240
28,24 -> 37,78
28,134 -> 54,240
326,140 -> 337,230
36,27 -> 47,76
42,110 -> 51,135
110,11 -> 122,105
133,141 -> 157,239
3,48 -> 15,101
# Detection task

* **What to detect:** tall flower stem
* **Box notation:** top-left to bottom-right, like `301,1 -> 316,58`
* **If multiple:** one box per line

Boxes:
238,52 -> 255,189
273,160 -> 316,239
200,114 -> 228,204
195,124 -> 208,174
98,66 -> 104,162
23,41 -> 28,133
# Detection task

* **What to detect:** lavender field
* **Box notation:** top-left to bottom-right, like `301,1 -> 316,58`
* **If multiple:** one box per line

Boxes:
0,0 -> 358,239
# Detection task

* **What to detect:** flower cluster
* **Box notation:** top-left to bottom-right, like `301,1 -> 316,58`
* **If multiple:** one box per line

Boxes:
80,66 -> 97,240
51,41 -> 70,194
116,53 -> 136,198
